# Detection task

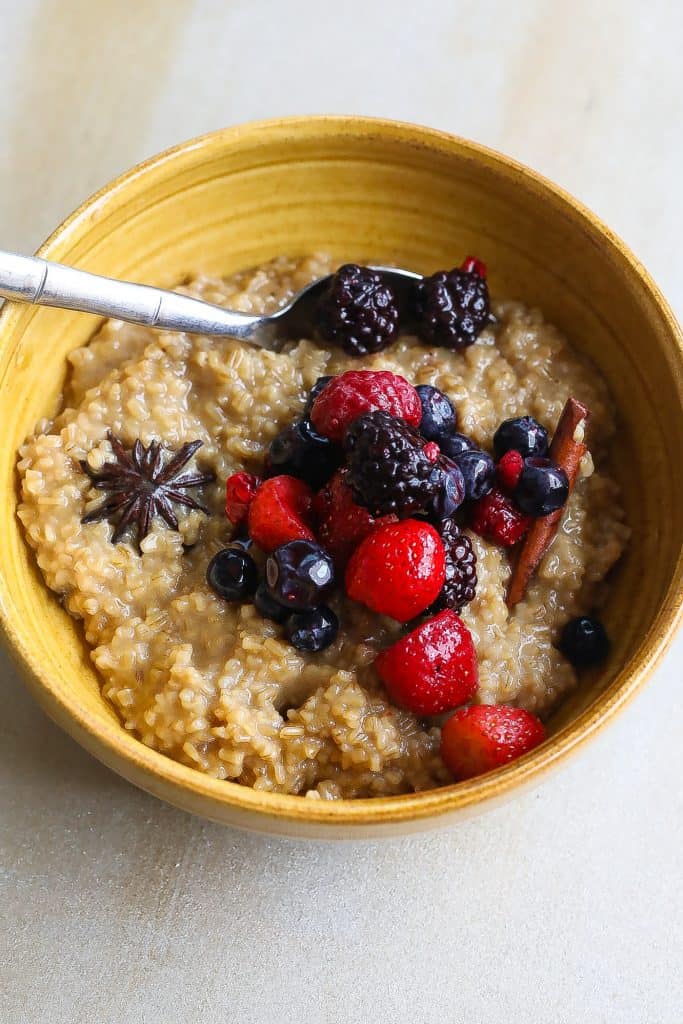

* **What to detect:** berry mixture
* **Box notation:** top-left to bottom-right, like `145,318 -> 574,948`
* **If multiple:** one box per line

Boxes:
18,254 -> 628,799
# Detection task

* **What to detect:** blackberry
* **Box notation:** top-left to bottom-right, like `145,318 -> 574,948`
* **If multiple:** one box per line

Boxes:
428,519 -> 477,614
344,410 -> 444,517
415,267 -> 493,350
315,264 -> 400,357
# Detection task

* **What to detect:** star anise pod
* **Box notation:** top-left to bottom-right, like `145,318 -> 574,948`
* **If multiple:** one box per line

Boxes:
80,431 -> 215,545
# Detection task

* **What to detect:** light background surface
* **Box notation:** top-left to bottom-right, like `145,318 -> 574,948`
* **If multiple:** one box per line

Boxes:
1,2 -> 681,1022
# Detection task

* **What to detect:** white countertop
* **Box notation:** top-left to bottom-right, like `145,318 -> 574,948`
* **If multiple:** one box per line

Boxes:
1,3 -> 681,1021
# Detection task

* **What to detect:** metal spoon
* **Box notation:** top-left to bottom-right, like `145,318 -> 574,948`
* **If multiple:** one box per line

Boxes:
0,250 -> 422,352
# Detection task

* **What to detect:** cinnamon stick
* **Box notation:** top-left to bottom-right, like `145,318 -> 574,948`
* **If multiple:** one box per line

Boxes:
506,397 -> 590,608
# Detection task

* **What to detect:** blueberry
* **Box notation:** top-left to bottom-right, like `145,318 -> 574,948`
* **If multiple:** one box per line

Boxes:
439,432 -> 476,460
253,582 -> 291,624
207,547 -> 258,602
286,605 -> 339,652
430,458 -> 465,520
415,385 -> 457,443
266,540 -> 335,611
303,375 -> 334,417
493,416 -> 548,460
514,457 -> 569,516
267,418 -> 341,489
560,616 -> 609,668
454,449 -> 495,501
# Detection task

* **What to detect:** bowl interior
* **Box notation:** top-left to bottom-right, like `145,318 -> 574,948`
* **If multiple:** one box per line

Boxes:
1,118 -> 682,832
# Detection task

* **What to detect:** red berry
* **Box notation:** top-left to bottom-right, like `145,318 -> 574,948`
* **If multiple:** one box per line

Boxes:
313,469 -> 397,570
345,519 -> 445,622
469,487 -> 531,547
440,704 -> 545,780
247,475 -> 315,552
310,369 -> 422,443
460,255 -> 488,279
422,441 -> 440,463
376,610 -> 478,715
496,449 -> 524,492
225,471 -> 261,526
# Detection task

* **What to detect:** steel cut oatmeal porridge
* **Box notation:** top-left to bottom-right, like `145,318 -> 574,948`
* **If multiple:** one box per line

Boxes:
17,255 -> 629,797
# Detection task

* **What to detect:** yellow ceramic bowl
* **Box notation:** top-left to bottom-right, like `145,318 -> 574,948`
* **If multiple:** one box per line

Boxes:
1,117 -> 683,838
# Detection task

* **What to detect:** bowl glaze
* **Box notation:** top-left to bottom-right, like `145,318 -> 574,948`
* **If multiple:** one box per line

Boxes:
1,117 -> 682,838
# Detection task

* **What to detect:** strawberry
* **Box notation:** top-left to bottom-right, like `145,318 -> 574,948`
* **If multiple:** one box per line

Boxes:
440,704 -> 545,781
247,475 -> 315,552
375,610 -> 478,715
225,471 -> 261,526
469,487 -> 531,547
496,449 -> 524,492
313,469 -> 397,570
310,369 -> 422,443
460,255 -> 488,279
345,519 -> 445,622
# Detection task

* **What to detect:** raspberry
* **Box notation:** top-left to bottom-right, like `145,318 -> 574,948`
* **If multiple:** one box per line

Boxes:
310,369 -> 421,443
247,475 -> 315,552
496,449 -> 524,492
440,705 -> 546,781
428,519 -> 477,614
313,469 -> 397,569
376,610 -> 478,715
416,266 -> 493,350
469,487 -> 531,547
344,411 -> 444,517
460,255 -> 488,278
302,375 -> 334,417
225,472 -> 260,526
315,264 -> 400,356
345,519 -> 445,622
423,441 -> 440,462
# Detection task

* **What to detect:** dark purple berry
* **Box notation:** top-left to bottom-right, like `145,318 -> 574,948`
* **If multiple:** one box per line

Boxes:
430,458 -> 465,520
415,384 -> 457,443
303,375 -> 334,417
493,416 -> 549,460
439,432 -> 476,460
514,457 -> 569,516
207,548 -> 258,602
316,264 -> 400,356
266,540 -> 335,611
560,616 -> 609,667
454,449 -> 495,501
286,605 -> 339,652
428,519 -> 477,614
254,582 -> 291,624
267,418 -> 341,489
344,410 -> 444,517
415,267 -> 493,350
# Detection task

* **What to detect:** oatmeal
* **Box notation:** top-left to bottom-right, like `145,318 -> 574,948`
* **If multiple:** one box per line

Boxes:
17,256 -> 629,797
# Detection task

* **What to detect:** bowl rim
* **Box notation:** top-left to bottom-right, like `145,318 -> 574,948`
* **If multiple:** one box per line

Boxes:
2,114 -> 683,828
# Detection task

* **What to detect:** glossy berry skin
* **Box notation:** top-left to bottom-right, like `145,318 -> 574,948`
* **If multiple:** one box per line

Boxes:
345,410 -> 445,517
454,449 -> 495,501
267,418 -> 341,489
496,449 -> 524,492
439,432 -> 476,460
469,487 -> 531,547
286,605 -> 339,652
514,457 -> 569,516
559,616 -> 610,668
313,469 -> 397,569
266,540 -> 335,611
415,267 -> 493,350
303,375 -> 334,417
440,705 -> 546,781
315,264 -> 400,357
376,610 -> 478,715
310,369 -> 422,443
345,519 -> 446,622
493,416 -> 549,460
207,547 -> 258,602
225,472 -> 260,526
415,384 -> 457,443
253,582 -> 291,624
429,457 -> 465,521
247,475 -> 315,552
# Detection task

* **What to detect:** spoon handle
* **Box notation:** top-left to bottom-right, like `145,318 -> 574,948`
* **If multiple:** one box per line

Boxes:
0,250 -> 269,342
